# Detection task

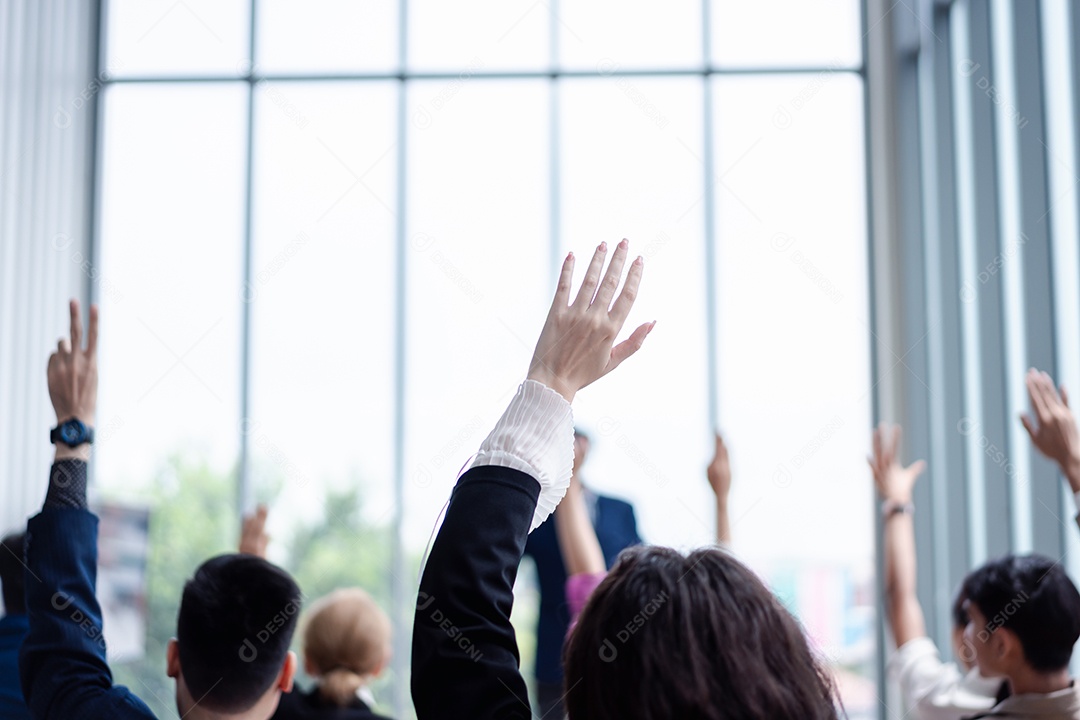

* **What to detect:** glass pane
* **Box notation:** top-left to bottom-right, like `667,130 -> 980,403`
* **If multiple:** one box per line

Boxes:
247,78 -> 399,595
559,0 -> 702,70
256,0 -> 398,74
96,82 -> 247,715
710,0 -> 862,69
558,77 -> 709,548
408,0 -> 549,71
712,74 -> 873,715
106,0 -> 250,77
249,82 -> 398,707
403,78 -> 550,550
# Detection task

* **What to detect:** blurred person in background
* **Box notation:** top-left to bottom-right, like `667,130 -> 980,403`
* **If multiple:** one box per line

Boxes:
874,369 -> 1080,718
523,428 -> 641,717
239,507 -> 394,719
870,424 -> 1004,719
962,553 -> 1080,717
0,531 -> 31,719
274,588 -> 393,720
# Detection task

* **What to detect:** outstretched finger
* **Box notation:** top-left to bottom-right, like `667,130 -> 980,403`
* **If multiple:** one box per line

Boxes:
606,321 -> 654,374
592,239 -> 629,311
551,252 -> 576,309
1027,370 -> 1051,423
573,242 -> 608,308
888,425 -> 903,466
871,425 -> 883,468
86,304 -> 99,356
58,338 -> 71,355
69,299 -> 82,352
1041,371 -> 1064,408
609,255 -> 644,328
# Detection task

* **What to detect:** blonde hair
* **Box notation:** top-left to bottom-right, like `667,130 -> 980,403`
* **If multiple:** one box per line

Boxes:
303,588 -> 391,707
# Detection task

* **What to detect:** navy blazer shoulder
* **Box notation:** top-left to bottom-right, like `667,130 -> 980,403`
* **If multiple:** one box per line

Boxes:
523,490 -> 641,684
20,508 -> 156,719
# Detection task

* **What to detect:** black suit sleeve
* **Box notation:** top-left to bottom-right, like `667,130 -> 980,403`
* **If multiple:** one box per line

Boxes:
411,465 -> 540,720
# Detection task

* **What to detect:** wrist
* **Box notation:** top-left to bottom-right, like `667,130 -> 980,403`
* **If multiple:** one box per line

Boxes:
525,370 -> 576,404
54,444 -> 91,462
1061,455 -> 1080,493
55,412 -> 95,426
881,499 -> 914,519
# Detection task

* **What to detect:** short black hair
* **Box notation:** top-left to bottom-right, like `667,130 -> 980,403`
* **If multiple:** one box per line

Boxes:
0,532 -> 26,615
963,554 -> 1080,672
177,554 -> 302,712
951,585 -> 969,630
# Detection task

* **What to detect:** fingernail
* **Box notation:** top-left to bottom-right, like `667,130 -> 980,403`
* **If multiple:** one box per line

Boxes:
634,255 -> 643,265
567,251 -> 574,260
599,242 -> 607,252
619,238 -> 629,249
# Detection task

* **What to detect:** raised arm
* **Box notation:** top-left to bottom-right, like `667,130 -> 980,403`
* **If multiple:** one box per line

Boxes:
555,446 -> 606,578
411,240 -> 652,720
238,504 -> 270,558
707,433 -> 733,545
20,300 -> 154,718
869,424 -> 927,649
1021,369 -> 1080,528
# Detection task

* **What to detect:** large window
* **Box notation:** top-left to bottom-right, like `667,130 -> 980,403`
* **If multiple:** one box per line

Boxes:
95,1 -> 872,716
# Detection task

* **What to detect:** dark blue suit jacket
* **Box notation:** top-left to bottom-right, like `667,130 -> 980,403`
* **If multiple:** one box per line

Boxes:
0,614 -> 31,719
20,508 -> 156,719
523,491 -> 641,684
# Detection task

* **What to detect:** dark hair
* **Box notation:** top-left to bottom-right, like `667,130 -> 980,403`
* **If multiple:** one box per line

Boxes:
564,546 -> 839,720
962,554 -> 1080,672
0,532 -> 26,615
951,586 -> 970,630
177,554 -> 302,712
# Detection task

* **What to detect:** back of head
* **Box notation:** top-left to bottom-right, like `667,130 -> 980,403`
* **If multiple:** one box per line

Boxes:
564,546 -> 838,720
0,532 -> 26,615
304,588 -> 391,707
963,554 -> 1080,672
178,554 -> 302,713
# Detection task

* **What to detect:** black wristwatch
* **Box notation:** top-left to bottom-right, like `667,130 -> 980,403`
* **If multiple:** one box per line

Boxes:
50,418 -> 95,447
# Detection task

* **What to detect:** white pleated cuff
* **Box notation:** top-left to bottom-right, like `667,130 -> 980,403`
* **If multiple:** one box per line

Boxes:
470,379 -> 575,532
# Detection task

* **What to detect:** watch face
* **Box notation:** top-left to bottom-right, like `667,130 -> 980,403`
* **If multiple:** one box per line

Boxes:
61,421 -> 84,444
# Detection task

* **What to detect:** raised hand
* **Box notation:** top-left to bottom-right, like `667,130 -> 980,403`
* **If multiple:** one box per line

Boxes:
527,240 -> 654,403
238,504 -> 270,558
1021,368 -> 1080,491
48,299 -> 98,461
706,433 -> 732,499
868,424 -> 925,504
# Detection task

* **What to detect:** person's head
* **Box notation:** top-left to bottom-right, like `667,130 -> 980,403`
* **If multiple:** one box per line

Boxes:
961,554 -> 1080,680
302,588 -> 391,707
573,429 -> 591,474
951,586 -> 975,671
0,532 -> 26,616
564,546 -> 839,720
167,554 -> 302,719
